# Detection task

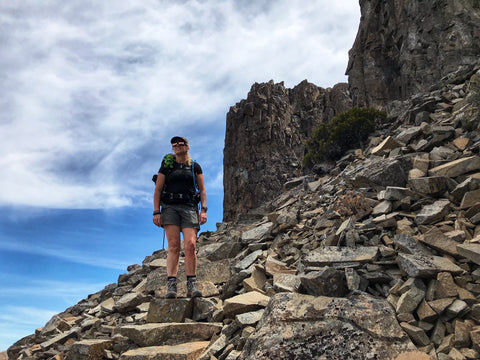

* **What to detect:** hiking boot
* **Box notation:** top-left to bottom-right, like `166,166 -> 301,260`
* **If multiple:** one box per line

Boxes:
166,277 -> 177,299
187,277 -> 202,298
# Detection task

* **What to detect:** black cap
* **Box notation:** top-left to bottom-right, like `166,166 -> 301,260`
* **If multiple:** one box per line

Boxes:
170,136 -> 189,145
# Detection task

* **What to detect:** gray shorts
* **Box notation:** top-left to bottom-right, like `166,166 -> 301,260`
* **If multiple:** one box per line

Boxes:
161,203 -> 200,229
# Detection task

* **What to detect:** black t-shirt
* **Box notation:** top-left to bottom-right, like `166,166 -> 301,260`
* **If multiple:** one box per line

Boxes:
159,159 -> 202,195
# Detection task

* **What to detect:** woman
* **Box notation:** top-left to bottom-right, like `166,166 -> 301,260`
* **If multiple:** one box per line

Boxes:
153,136 -> 207,298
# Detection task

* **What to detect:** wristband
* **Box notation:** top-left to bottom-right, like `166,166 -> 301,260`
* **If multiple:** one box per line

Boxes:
201,206 -> 208,212
153,210 -> 161,216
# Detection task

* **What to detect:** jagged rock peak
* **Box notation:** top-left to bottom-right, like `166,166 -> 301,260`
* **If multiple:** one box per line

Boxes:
347,0 -> 480,107
223,79 -> 351,222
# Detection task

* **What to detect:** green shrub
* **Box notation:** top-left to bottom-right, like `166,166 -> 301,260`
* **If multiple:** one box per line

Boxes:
303,107 -> 387,168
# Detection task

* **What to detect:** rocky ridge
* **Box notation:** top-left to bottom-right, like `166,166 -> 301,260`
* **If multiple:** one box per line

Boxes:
6,61 -> 480,359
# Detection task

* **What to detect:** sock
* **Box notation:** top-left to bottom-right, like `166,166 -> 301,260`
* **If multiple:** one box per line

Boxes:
168,276 -> 177,281
187,275 -> 196,282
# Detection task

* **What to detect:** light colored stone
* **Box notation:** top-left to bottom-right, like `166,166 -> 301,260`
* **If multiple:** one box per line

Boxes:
120,341 -> 210,360
265,256 -> 296,275
457,243 -> 480,265
396,253 -> 464,278
304,246 -> 378,266
223,291 -> 271,318
371,136 -> 403,154
67,339 -> 112,360
460,188 -> 480,209
420,227 -> 459,256
428,156 -> 480,177
394,351 -> 433,360
396,288 -> 425,313
400,322 -> 430,346
241,222 -> 273,243
414,199 -> 450,225
273,273 -> 300,292
120,323 -> 222,347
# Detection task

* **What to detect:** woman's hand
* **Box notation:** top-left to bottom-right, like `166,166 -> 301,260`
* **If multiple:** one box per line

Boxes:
153,214 -> 162,227
199,211 -> 207,225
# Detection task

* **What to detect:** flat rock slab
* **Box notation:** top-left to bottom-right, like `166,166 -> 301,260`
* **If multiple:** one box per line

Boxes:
239,293 -> 416,359
428,156 -> 480,177
223,291 -> 271,318
397,253 -> 464,278
119,341 -> 210,360
304,246 -> 379,266
457,243 -> 480,265
120,323 -> 222,347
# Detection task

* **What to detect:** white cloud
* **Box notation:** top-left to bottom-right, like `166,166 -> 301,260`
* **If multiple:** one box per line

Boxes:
0,0 -> 360,210
0,237 -> 130,270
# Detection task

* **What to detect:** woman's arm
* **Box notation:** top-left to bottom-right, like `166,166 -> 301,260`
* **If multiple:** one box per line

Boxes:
196,173 -> 207,225
153,173 -> 166,227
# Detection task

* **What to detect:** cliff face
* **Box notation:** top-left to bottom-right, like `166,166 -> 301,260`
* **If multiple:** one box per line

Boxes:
347,0 -> 480,107
223,80 -> 351,222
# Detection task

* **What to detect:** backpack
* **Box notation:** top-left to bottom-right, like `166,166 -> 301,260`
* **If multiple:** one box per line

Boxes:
152,154 -> 200,205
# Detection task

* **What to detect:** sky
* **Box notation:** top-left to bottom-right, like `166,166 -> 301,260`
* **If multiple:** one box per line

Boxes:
0,0 -> 360,351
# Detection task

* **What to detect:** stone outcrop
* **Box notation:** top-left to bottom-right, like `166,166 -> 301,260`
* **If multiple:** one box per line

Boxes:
8,61 -> 480,360
223,80 -> 352,222
346,0 -> 480,107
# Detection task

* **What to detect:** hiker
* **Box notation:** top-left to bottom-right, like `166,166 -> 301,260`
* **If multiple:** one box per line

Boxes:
153,136 -> 207,298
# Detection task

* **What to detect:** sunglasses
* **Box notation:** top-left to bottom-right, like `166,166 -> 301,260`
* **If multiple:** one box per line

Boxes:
172,142 -> 186,147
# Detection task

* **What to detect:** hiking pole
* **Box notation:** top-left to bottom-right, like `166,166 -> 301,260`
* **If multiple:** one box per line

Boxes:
162,228 -> 166,250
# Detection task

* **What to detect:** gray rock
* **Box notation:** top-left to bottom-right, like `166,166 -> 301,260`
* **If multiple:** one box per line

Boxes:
146,298 -> 193,323
457,243 -> 480,265
397,253 -> 464,278
415,199 -> 450,225
304,246 -> 379,267
239,293 -> 416,359
299,268 -> 348,297
120,323 -> 223,347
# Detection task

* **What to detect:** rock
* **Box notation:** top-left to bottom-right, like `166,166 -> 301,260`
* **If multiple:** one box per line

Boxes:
265,256 -> 296,275
241,223 -> 273,243
457,243 -> 480,265
349,159 -> 408,188
243,267 -> 267,292
146,298 -> 193,323
420,227 -> 459,256
460,188 -> 480,209
114,292 -> 149,313
299,268 -> 348,297
234,250 -> 264,272
303,246 -> 379,266
396,253 -> 464,278
119,323 -> 222,347
371,136 -> 403,155
415,199 -> 451,225
273,273 -> 300,293
400,323 -> 430,347
66,339 -> 112,360
396,288 -> 425,313
223,291 -> 271,318
394,351 -> 433,360
235,309 -> 264,327
409,176 -> 449,196
429,156 -> 480,178
119,341 -> 210,360
240,293 -> 416,359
